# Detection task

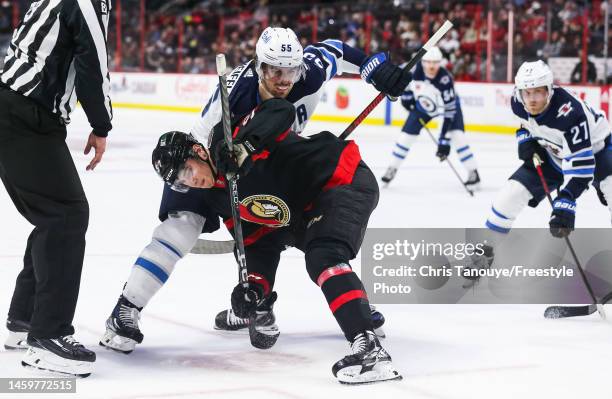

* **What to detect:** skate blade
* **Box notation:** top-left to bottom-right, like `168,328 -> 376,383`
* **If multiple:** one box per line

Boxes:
99,329 -> 137,354
4,331 -> 29,350
213,324 -> 250,333
22,347 -> 93,378
336,361 -> 402,385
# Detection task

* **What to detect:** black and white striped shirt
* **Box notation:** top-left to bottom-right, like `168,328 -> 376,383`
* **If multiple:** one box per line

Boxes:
0,0 -> 113,137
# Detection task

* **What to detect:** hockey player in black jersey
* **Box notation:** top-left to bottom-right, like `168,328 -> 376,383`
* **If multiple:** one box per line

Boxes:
100,26 -> 408,353
150,98 -> 402,385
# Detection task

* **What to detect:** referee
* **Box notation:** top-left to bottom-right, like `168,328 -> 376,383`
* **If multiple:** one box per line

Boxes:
0,0 -> 113,377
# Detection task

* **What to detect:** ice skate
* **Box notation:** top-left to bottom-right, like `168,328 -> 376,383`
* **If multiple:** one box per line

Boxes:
462,244 -> 495,288
464,169 -> 481,190
381,167 -> 397,186
332,331 -> 402,384
22,335 -> 95,378
99,295 -> 143,354
5,319 -> 30,350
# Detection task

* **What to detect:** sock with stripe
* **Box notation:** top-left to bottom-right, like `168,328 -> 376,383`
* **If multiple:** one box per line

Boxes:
452,131 -> 478,172
389,132 -> 418,169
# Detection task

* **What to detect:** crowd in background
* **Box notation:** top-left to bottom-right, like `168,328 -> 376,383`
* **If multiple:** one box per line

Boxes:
1,0 -> 611,83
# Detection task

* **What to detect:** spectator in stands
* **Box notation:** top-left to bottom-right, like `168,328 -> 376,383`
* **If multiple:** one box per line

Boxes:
570,57 -> 597,84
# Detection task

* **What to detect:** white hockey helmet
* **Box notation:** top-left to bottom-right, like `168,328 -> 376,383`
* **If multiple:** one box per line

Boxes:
514,60 -> 554,104
255,27 -> 304,82
421,46 -> 443,63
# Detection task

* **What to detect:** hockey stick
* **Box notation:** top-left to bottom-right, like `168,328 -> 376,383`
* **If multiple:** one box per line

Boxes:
544,291 -> 612,319
190,239 -> 235,255
191,21 -> 455,255
216,54 -> 280,349
339,20 -> 453,141
419,118 -> 474,197
216,54 -> 249,289
532,153 -> 606,320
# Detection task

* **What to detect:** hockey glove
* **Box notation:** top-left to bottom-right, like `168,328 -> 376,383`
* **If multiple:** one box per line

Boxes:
360,53 -> 412,98
214,141 -> 253,177
401,92 -> 416,111
436,138 -> 451,161
231,282 -> 264,318
549,191 -> 576,238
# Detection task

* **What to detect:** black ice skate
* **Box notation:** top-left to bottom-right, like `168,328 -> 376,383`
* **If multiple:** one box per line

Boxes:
381,167 -> 398,186
464,169 -> 481,189
462,244 -> 495,288
99,295 -> 143,354
5,318 -> 30,350
215,302 -> 386,338
214,292 -> 278,332
332,331 -> 402,385
22,335 -> 95,378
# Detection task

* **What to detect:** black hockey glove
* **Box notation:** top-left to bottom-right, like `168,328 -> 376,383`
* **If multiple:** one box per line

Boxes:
549,191 -> 576,238
436,137 -> 451,161
360,53 -> 412,98
516,128 -> 546,163
231,282 -> 264,318
214,141 -> 253,177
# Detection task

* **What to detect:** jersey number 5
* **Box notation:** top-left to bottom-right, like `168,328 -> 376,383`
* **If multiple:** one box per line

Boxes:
570,121 -> 589,145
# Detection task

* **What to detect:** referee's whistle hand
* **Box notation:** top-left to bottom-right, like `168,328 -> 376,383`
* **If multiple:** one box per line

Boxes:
84,132 -> 107,171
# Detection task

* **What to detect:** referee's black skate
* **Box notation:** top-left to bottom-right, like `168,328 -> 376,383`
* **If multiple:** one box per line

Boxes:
5,318 -> 30,350
22,335 -> 95,378
99,295 -> 143,354
332,331 -> 401,384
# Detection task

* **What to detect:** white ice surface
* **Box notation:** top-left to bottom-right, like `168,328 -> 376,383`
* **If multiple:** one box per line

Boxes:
1,108 -> 611,399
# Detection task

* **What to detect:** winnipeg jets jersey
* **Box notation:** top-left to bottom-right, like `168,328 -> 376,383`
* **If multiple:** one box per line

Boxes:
190,40 -> 368,144
511,86 -> 611,197
403,62 -> 458,120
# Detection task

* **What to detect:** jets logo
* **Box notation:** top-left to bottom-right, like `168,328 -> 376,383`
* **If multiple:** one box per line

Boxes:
417,94 -> 438,114
440,75 -> 450,85
557,102 -> 573,118
241,195 -> 290,227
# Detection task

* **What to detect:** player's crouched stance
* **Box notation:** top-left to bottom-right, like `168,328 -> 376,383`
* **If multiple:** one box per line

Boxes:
151,99 -> 400,384
467,60 -> 612,280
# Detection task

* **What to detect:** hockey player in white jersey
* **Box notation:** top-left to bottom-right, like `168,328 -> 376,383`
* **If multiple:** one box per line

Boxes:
382,46 -> 481,187
99,27 -> 410,353
477,61 -> 612,268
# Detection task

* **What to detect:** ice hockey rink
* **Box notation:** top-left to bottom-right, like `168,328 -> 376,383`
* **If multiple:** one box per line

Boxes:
1,107 -> 611,399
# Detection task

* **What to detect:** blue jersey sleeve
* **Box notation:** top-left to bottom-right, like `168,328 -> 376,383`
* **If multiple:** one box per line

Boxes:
304,40 -> 368,82
559,104 -> 595,198
435,70 -> 457,139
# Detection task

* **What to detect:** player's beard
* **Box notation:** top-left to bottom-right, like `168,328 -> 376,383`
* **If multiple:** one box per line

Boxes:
260,78 -> 293,99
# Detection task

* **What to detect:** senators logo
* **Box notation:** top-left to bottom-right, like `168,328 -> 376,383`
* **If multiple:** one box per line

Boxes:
240,195 -> 290,227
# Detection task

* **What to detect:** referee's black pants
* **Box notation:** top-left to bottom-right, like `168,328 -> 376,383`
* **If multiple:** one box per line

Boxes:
0,86 -> 89,339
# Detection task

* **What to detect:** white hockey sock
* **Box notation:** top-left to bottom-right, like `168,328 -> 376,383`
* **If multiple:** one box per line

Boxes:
452,131 -> 478,172
389,133 -> 418,169
486,180 -> 532,235
123,239 -> 180,308
122,212 -> 205,308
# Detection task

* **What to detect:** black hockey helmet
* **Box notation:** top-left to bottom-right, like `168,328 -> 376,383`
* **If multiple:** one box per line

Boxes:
152,131 -> 200,193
